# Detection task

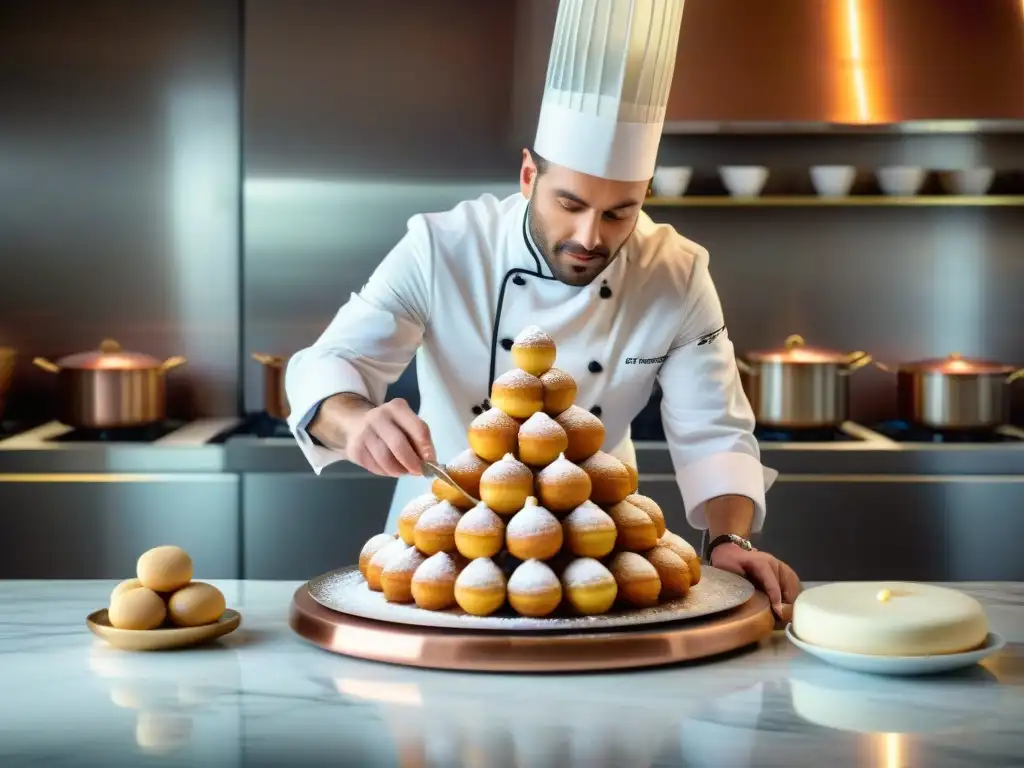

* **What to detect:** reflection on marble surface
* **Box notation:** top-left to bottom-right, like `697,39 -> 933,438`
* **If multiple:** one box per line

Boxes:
0,580 -> 1021,766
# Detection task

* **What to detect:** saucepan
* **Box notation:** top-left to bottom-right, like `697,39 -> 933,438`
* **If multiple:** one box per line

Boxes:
736,334 -> 872,428
876,353 -> 1024,430
252,353 -> 290,420
33,338 -> 187,428
0,347 -> 15,419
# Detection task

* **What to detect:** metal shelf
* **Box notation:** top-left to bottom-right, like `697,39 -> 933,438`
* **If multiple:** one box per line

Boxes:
644,195 -> 1024,207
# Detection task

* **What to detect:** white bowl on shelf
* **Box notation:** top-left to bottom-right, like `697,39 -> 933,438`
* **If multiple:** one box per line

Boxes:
939,168 -> 995,196
651,166 -> 692,197
876,166 -> 926,196
809,165 -> 856,197
719,166 -> 769,197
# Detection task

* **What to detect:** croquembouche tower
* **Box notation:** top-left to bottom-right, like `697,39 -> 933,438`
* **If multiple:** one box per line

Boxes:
356,326 -> 702,619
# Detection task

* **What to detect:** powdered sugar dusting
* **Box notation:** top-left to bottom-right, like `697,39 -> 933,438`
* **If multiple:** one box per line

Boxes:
661,531 -> 697,558
519,412 -> 567,439
513,325 -> 553,348
415,500 -> 462,531
456,557 -> 507,589
481,454 -> 532,483
400,494 -> 438,520
360,533 -> 395,559
494,368 -> 542,390
541,368 -> 576,389
471,407 -> 519,431
610,551 -> 659,580
369,538 -> 410,569
456,503 -> 505,534
562,557 -> 615,587
580,451 -> 628,479
563,502 -> 615,531
556,404 -> 602,430
507,502 -> 560,537
413,552 -> 458,583
537,454 -> 587,483
508,559 -> 560,593
447,449 -> 489,474
609,499 -> 650,526
384,545 -> 427,574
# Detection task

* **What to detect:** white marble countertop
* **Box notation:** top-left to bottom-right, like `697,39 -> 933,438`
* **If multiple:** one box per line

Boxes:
1,580 -> 1021,767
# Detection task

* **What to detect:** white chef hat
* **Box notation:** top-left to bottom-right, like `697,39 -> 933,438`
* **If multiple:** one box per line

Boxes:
533,0 -> 686,183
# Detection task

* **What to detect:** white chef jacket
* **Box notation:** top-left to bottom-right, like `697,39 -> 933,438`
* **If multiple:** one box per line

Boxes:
285,192 -> 777,533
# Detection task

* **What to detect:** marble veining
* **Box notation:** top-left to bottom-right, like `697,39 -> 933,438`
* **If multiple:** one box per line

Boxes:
0,580 -> 1021,767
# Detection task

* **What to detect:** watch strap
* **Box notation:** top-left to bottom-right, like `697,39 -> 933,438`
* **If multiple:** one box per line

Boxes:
703,533 -> 753,563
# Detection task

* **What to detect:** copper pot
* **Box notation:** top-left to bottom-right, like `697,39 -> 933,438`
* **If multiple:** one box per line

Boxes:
0,347 -> 15,420
736,334 -> 872,428
32,338 -> 187,428
877,353 -> 1024,429
253,353 -> 289,420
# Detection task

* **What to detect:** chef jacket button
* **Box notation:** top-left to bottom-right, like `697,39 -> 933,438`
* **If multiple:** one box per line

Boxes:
482,399 -> 491,410
588,361 -> 603,374
591,405 -> 603,418
599,282 -> 612,299
513,274 -> 526,286
500,338 -> 513,351
471,405 -> 483,416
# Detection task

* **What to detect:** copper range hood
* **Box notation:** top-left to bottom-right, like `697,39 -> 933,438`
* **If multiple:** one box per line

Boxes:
665,0 -> 1024,132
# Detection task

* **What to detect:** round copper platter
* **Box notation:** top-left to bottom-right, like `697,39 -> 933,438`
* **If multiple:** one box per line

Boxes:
289,584 -> 775,673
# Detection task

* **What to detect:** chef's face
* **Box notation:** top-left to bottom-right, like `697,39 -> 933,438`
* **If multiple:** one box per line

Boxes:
521,150 -> 647,286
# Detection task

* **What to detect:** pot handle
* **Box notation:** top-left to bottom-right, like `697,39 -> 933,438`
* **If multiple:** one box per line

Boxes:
874,361 -> 896,374
32,357 -> 60,374
161,356 -> 188,372
252,353 -> 284,367
1007,369 -> 1024,384
840,351 -> 873,376
735,357 -> 757,376
784,334 -> 804,349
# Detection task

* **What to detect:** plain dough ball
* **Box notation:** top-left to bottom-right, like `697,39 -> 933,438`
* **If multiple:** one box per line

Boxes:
137,545 -> 193,592
110,577 -> 144,604
108,587 -> 167,630
167,582 -> 226,627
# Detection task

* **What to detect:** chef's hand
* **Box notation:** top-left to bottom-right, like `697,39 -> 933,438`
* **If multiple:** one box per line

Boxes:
710,543 -> 802,623
313,394 -> 436,477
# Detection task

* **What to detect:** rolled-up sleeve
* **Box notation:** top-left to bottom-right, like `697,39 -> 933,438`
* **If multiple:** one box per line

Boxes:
285,216 -> 433,473
657,251 -> 777,532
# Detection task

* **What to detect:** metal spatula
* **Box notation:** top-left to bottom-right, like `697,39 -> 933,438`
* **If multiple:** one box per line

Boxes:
421,460 -> 480,507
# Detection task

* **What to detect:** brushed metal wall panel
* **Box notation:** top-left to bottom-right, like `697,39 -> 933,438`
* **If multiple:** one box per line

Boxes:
0,0 -> 241,418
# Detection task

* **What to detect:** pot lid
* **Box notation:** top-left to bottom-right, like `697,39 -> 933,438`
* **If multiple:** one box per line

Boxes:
56,339 -> 163,370
744,334 -> 863,364
898,352 -> 1017,375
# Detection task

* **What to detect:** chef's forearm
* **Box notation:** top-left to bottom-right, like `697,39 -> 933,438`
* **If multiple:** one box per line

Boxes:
704,494 -> 755,539
308,392 -> 375,451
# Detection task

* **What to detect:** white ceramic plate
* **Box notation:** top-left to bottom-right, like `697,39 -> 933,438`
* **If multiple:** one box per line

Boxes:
785,624 -> 1005,676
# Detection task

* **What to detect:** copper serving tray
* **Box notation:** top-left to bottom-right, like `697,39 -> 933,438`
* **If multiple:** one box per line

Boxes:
289,584 -> 774,672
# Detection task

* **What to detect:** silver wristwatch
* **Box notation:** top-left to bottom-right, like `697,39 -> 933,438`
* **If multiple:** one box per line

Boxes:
703,532 -> 754,563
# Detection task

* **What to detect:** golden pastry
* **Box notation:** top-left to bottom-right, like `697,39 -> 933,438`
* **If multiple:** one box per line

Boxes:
413,500 -> 462,555
607,498 -> 659,552
468,407 -> 520,462
643,546 -> 691,598
507,559 -> 563,617
411,552 -> 459,610
398,495 -> 441,547
540,367 -> 577,415
381,545 -> 428,603
608,551 -> 662,608
108,586 -> 167,630
625,462 -> 639,494
505,496 -> 564,561
454,557 -> 508,616
625,493 -> 666,539
554,405 -> 605,462
136,545 -> 193,593
359,532 -> 398,578
432,449 -> 489,510
535,453 -> 592,513
454,502 -> 506,559
110,577 -> 143,603
490,368 -> 544,419
365,537 -> 408,590
517,411 -> 569,466
561,501 -> 617,558
479,452 -> 534,514
167,582 -> 226,626
658,530 -> 701,585
579,451 -> 632,505
510,325 -> 557,376
561,557 -> 618,615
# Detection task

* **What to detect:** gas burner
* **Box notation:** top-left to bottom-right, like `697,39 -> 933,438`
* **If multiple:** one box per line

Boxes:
755,425 -> 855,443
212,412 -> 290,442
49,420 -> 187,444
870,420 -> 1024,444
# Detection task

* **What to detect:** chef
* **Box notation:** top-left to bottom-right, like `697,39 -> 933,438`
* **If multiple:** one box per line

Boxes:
285,0 -> 801,619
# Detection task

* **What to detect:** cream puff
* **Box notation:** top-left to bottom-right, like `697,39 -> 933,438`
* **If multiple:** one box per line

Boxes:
658,530 -> 701,585
454,557 -> 508,616
479,453 -> 534,514
578,451 -> 632,506
365,537 -> 408,591
535,453 -> 592,513
507,559 -> 563,617
643,546 -> 691,599
490,368 -> 544,419
505,496 -> 563,561
561,501 -> 617,558
540,367 -> 577,416
412,500 -> 462,555
510,326 -> 557,376
454,502 -> 506,559
397,494 -> 438,545
381,545 -> 428,603
608,551 -> 662,608
468,407 -> 520,462
411,552 -> 459,610
626,493 -> 666,539
625,462 -> 639,494
607,498 -> 659,552
554,405 -> 605,462
561,557 -> 618,615
431,449 -> 489,510
359,532 -> 398,578
517,411 -> 569,467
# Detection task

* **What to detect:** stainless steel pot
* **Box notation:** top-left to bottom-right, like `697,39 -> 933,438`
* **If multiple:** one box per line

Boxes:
253,353 -> 290,420
0,347 -> 15,420
33,338 -> 187,428
737,334 -> 872,428
877,353 -> 1024,429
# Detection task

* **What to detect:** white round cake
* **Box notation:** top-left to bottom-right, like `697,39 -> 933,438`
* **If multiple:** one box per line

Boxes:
792,581 -> 989,656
